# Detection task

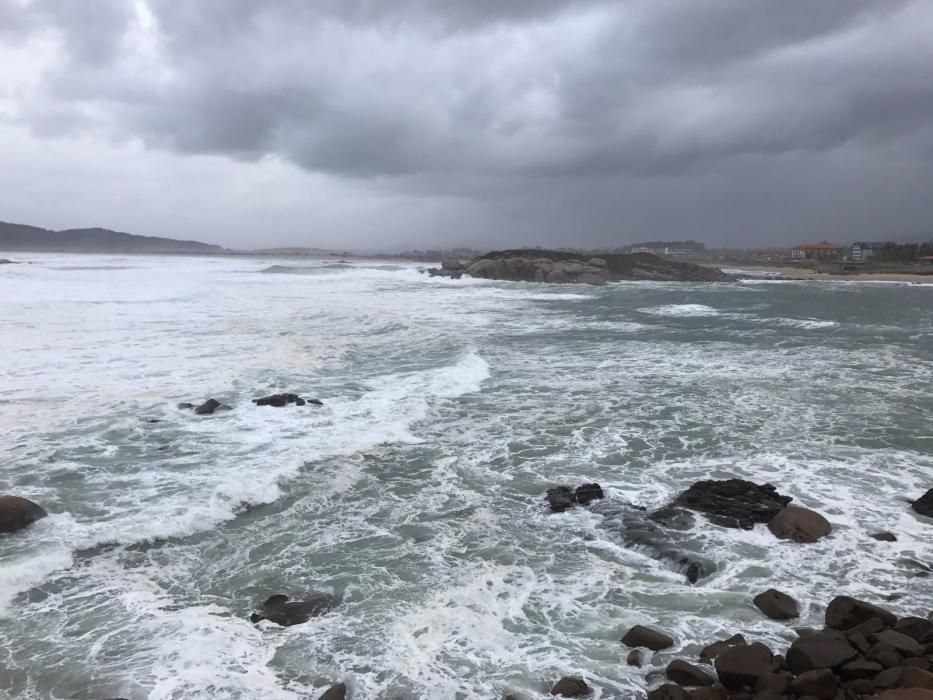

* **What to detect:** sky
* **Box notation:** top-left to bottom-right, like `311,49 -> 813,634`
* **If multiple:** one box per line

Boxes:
1,0 -> 932,251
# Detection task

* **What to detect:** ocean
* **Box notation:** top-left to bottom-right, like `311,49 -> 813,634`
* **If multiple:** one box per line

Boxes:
1,253 -> 931,699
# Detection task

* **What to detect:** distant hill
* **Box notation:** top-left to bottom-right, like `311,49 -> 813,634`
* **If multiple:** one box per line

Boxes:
0,221 -> 223,254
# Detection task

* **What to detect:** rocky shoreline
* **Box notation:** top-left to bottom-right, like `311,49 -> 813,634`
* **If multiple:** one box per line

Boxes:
429,249 -> 733,284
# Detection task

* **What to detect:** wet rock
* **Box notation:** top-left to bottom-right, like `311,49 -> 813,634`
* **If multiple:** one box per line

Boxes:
319,683 -> 347,700
790,669 -> 838,699
253,393 -> 307,407
753,589 -> 800,620
0,495 -> 48,534
648,684 -> 687,700
901,668 -> 933,691
867,642 -> 904,669
767,506 -> 831,543
627,649 -> 642,667
754,673 -> 789,694
826,596 -> 898,631
177,402 -> 195,409
687,688 -> 727,700
549,677 -> 591,697
839,658 -> 882,680
786,631 -> 857,673
872,532 -> 898,542
250,593 -> 335,627
622,624 -> 675,651
715,642 -> 773,689
195,398 -> 223,415
846,631 -> 871,654
672,479 -> 791,529
874,667 -> 904,689
912,489 -> 933,518
700,635 -> 747,662
878,690 -> 933,700
547,486 -> 576,513
876,630 -> 924,656
895,617 -> 933,643
648,507 -> 696,531
307,398 -> 324,406
667,660 -> 714,687
575,483 -> 604,505
845,678 -> 875,695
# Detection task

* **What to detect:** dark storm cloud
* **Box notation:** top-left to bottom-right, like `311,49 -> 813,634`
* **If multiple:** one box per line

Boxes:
3,0 -> 933,246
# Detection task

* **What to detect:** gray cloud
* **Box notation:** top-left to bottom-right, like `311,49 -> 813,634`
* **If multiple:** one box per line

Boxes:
1,0 -> 932,248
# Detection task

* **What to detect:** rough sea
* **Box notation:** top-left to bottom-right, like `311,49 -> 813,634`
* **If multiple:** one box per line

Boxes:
1,253 -> 931,699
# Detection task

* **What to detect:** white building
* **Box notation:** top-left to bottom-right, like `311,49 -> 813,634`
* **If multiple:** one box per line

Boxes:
850,242 -> 885,262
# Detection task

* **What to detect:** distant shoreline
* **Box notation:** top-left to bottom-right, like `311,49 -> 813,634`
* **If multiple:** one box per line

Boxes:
717,263 -> 933,284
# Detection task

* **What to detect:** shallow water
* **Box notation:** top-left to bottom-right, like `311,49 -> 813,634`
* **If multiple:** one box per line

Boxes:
1,253 -> 931,699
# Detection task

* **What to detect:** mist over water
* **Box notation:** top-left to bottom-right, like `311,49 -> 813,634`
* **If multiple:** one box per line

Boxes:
1,254 -> 932,699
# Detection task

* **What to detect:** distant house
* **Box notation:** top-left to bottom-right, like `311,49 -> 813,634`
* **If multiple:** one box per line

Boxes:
850,242 -> 885,263
918,256 -> 933,265
751,247 -> 792,262
791,243 -> 844,261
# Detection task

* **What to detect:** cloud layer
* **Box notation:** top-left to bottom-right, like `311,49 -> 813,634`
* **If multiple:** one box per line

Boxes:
1,0 -> 932,248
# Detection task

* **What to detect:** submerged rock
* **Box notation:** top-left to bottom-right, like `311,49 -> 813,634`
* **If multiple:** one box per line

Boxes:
195,398 -> 223,415
319,683 -> 347,700
753,589 -> 800,620
913,489 -> 933,518
253,393 -> 310,407
549,677 -> 592,697
249,593 -> 335,627
0,495 -> 48,534
672,479 -> 791,529
767,505 -> 832,543
872,531 -> 898,542
575,483 -> 604,505
545,483 -> 604,512
622,624 -> 675,651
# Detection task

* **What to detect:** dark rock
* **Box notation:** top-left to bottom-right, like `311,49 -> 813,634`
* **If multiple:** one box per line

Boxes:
575,483 -> 604,505
839,659 -> 882,681
672,479 -> 791,529
648,685 -> 687,700
177,402 -> 195,409
622,624 -> 674,651
767,506 -> 832,543
249,593 -> 335,627
754,673 -> 789,694
871,532 -> 898,542
846,632 -> 871,654
912,489 -> 933,518
905,659 -> 931,671
0,495 -> 48,534
307,398 -> 324,406
547,486 -> 576,513
786,631 -> 858,673
715,642 -> 773,689
647,506 -> 696,530
874,667 -> 904,689
790,669 -> 838,699
252,393 -> 305,407
753,589 -> 800,620
441,258 -> 465,271
319,683 -> 347,700
866,642 -> 903,669
901,668 -> 933,691
687,688 -> 727,700
875,630 -> 923,657
825,596 -> 897,631
667,660 -> 714,687
752,691 -> 783,700
847,617 -> 887,637
895,618 -> 933,643
627,649 -> 642,667
549,677 -> 591,697
194,398 -> 222,415
878,690 -> 933,700
843,678 -> 875,695
700,635 -> 747,662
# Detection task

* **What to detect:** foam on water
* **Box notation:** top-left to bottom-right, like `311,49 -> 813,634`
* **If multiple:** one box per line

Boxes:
638,303 -> 721,317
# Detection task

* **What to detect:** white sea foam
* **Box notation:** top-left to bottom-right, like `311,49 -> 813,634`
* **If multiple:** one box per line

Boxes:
638,304 -> 721,317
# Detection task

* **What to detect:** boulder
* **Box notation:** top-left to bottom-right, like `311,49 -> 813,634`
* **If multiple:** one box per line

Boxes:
912,489 -> 933,518
441,258 -> 464,271
622,624 -> 674,651
626,649 -> 642,667
699,635 -> 747,662
0,495 -> 48,534
647,685 -> 687,700
549,677 -> 591,697
790,669 -> 838,699
875,667 -> 905,689
839,658 -> 882,680
575,483 -> 604,505
672,479 -> 791,529
825,596 -> 897,631
753,589 -> 800,620
195,398 -> 223,415
253,393 -> 306,407
714,642 -> 773,689
754,673 -> 789,694
687,688 -> 727,700
767,506 -> 831,543
901,668 -> 933,691
319,683 -> 347,700
177,402 -> 195,409
786,631 -> 858,673
666,660 -> 714,687
895,617 -> 933,643
867,642 -> 904,668
547,486 -> 576,513
872,532 -> 899,542
875,630 -> 924,656
249,593 -> 335,627
879,691 -> 933,700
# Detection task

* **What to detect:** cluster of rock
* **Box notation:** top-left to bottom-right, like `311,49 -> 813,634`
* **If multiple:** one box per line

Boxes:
429,250 -> 733,285
633,595 -> 933,700
177,393 -> 323,414
547,483 -> 606,512
249,593 -> 336,626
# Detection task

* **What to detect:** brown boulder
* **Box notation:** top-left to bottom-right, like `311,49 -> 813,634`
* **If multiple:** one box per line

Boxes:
0,495 -> 48,534
648,685 -> 687,700
875,667 -> 905,689
839,658 -> 882,680
687,688 -> 727,700
699,634 -> 746,662
767,506 -> 831,543
622,625 -> 674,651
550,677 -> 591,697
895,617 -> 933,643
715,642 -> 773,689
754,673 -> 789,694
790,669 -> 838,699
666,660 -> 714,687
319,684 -> 347,700
879,690 -> 933,700
786,631 -> 858,673
753,589 -> 800,620
825,596 -> 897,631
627,649 -> 642,667
876,630 -> 924,656
901,668 -> 933,691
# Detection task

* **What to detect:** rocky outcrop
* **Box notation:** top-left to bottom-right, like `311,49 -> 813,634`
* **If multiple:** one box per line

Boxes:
253,393 -> 322,407
913,489 -> 933,518
672,479 -> 792,530
249,593 -> 335,626
768,505 -> 832,543
0,495 -> 48,534
319,683 -> 347,700
545,483 -> 605,512
177,399 -> 231,414
428,250 -> 732,284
